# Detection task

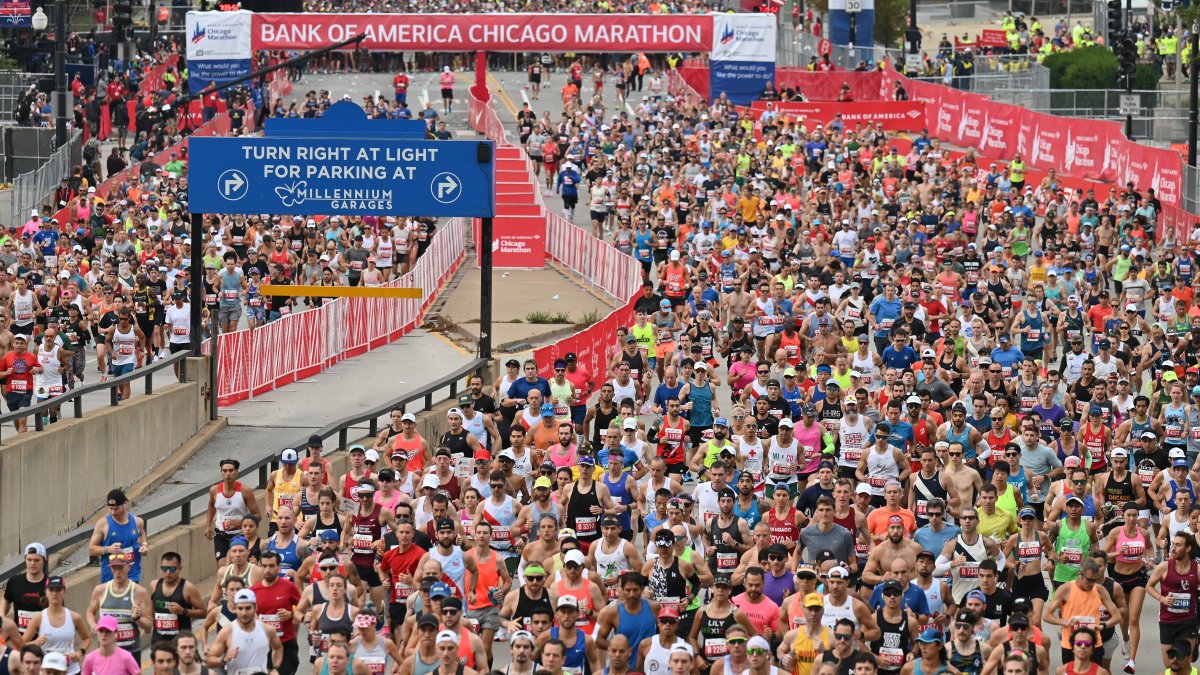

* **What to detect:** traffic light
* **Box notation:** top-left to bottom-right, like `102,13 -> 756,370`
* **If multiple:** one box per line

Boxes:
112,0 -> 133,41
1119,37 -> 1137,73
1107,0 -> 1123,38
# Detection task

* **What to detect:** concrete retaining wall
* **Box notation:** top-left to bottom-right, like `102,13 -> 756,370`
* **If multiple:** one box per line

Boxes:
0,357 -> 212,557
56,378 -> 466,610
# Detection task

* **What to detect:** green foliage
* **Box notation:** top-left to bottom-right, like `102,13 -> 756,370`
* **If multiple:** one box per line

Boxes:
525,311 -> 572,324
797,0 -> 907,47
873,0 -> 910,48
1043,45 -> 1121,89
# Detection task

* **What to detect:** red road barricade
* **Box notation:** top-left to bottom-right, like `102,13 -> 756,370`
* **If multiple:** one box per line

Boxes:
468,88 -> 641,379
671,65 -> 1199,241
214,220 -> 466,406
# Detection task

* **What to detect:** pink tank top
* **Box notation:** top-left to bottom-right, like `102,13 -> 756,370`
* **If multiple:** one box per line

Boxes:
548,444 -> 577,469
1113,526 -> 1146,564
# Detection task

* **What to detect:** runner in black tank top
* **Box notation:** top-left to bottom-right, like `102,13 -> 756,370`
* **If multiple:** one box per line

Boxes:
566,481 -> 602,546
150,578 -> 195,642
512,587 -> 553,632
697,605 -> 739,666
590,402 -> 619,450
939,349 -> 964,394
441,429 -> 472,459
708,515 -> 745,577
871,606 -> 912,675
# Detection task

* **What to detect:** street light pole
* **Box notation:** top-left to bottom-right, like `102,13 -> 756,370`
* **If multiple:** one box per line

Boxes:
32,1 -> 69,149
53,0 -> 68,150
1188,19 -> 1198,167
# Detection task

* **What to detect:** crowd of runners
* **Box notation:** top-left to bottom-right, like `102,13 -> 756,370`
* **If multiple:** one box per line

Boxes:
9,16 -> 1200,675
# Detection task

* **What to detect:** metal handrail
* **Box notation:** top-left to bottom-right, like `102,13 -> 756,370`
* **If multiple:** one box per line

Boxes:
0,349 -> 189,444
0,356 -> 487,585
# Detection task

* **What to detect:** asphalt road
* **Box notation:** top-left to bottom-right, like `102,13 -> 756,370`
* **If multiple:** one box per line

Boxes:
264,66 -> 1178,675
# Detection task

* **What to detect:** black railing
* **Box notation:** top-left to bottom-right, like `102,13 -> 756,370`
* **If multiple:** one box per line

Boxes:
0,356 -> 487,585
0,350 -> 190,444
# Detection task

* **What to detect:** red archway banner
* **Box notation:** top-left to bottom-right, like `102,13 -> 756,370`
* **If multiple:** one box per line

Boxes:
250,13 -> 713,52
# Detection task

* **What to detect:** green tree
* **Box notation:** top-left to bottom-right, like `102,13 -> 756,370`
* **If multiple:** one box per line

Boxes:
805,0 -> 909,47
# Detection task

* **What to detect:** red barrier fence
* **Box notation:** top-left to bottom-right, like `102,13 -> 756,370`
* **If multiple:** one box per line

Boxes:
51,112 -> 233,230
138,54 -> 181,96
672,65 -> 1198,243
468,88 -> 641,380
214,219 -> 466,406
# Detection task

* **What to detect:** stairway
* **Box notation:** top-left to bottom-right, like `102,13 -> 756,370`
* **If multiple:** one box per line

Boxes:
475,144 -> 546,266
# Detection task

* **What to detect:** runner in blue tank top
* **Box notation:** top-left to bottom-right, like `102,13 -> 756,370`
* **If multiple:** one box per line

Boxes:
91,489 -> 145,583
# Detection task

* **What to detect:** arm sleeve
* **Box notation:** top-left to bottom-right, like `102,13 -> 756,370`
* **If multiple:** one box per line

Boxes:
934,555 -> 952,577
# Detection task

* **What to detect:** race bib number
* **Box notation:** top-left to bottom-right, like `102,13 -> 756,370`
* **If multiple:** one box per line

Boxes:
1060,546 -> 1083,565
205,294 -> 217,304
802,445 -> 817,461
359,658 -> 386,675
915,500 -> 928,516
659,596 -> 681,613
393,584 -> 415,602
959,563 -> 979,578
843,447 -> 862,463
223,290 -> 239,300
172,326 -> 187,336
249,298 -> 263,307
117,345 -> 135,356
1169,592 -> 1192,614
868,476 -> 887,488
771,463 -> 794,477
16,610 -> 35,629
704,638 -> 729,658
15,311 -> 31,322
277,493 -> 294,510
879,647 -> 905,668
1121,542 -> 1145,558
575,516 -> 598,534
154,612 -> 179,633
1018,544 -> 1041,558
492,527 -> 511,543
1071,615 -> 1097,629
222,518 -> 242,532
352,533 -> 374,555
9,380 -> 28,392
715,551 -> 738,571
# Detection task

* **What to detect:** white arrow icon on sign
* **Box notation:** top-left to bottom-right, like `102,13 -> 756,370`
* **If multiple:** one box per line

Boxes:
431,172 -> 461,204
217,169 -> 248,202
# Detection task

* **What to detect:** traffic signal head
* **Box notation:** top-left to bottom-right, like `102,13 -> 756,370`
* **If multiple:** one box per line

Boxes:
1119,37 -> 1137,74
1107,0 -> 1123,36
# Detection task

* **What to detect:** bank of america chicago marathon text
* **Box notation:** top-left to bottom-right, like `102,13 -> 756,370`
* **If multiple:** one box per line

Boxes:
256,22 -> 706,48
246,145 -> 438,180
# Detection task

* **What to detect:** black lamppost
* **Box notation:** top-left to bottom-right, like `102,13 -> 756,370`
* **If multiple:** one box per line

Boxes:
31,0 -> 69,149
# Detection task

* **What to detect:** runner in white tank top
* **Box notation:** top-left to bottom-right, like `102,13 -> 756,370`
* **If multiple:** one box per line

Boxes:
865,444 -> 901,497
593,537 -> 632,603
837,415 -> 871,474
851,352 -> 879,391
36,608 -> 81,675
821,592 -> 857,631
643,635 -> 690,675
462,410 -> 489,449
110,325 -> 137,367
34,344 -> 64,401
226,619 -> 271,675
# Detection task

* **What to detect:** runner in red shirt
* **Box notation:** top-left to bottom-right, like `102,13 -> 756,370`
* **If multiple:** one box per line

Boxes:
250,552 -> 302,675
392,71 -> 410,106
379,518 -> 425,633
0,334 -> 41,434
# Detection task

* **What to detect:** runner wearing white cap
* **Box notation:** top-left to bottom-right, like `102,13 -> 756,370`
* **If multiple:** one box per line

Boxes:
205,588 -> 283,675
